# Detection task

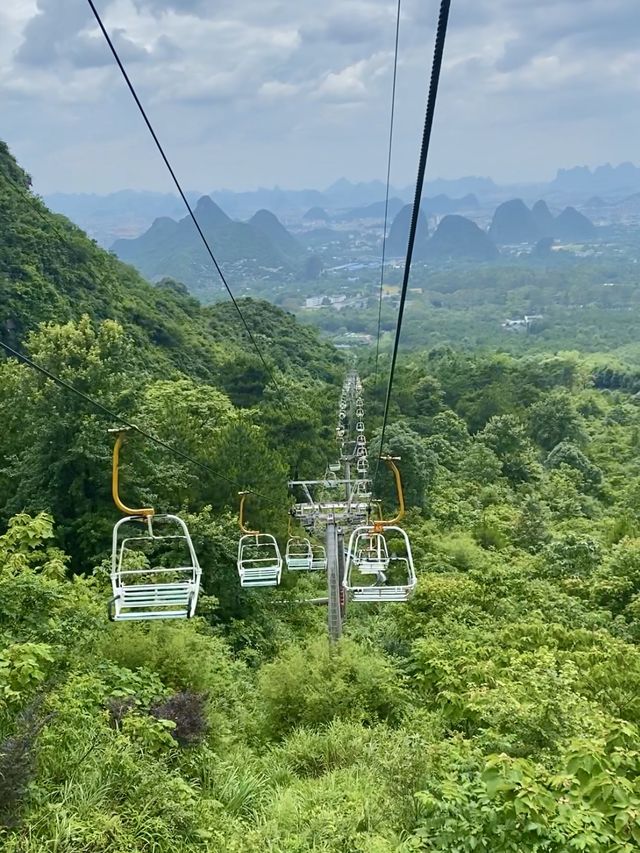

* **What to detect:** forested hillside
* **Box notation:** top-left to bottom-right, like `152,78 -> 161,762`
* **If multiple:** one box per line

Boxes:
1,142 -> 640,851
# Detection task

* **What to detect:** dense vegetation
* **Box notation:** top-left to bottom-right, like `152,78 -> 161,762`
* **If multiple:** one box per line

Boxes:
2,143 -> 640,851
305,260 -> 640,364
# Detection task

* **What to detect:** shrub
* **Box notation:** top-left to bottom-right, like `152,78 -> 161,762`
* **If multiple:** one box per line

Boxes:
151,692 -> 209,746
258,638 -> 407,740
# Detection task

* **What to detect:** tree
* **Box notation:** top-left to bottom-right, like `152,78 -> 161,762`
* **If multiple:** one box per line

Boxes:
370,421 -> 437,509
478,414 -> 541,483
545,441 -> 602,492
529,389 -> 587,451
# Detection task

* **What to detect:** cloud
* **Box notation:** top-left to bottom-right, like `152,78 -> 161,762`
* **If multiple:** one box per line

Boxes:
258,81 -> 301,100
2,0 -> 640,192
315,53 -> 390,104
302,3 -> 395,46
14,0 -> 150,69
14,0 -> 93,66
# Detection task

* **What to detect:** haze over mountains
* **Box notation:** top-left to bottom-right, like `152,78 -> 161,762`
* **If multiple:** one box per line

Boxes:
44,161 -> 640,247
488,200 -> 595,245
110,189 -> 598,297
112,196 -> 302,297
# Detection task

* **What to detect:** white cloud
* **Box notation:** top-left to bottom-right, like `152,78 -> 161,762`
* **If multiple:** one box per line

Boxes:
2,0 -> 640,191
258,81 -> 301,99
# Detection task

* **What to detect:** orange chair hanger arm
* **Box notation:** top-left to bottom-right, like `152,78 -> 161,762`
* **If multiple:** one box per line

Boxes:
238,491 -> 259,535
110,429 -> 154,518
373,456 -> 405,529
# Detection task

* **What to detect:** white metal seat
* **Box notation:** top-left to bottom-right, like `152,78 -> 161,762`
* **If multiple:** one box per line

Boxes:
344,525 -> 417,604
351,584 -> 414,602
311,544 -> 327,571
351,479 -> 371,499
238,533 -> 282,587
354,532 -> 390,575
110,514 -> 201,621
285,536 -> 313,571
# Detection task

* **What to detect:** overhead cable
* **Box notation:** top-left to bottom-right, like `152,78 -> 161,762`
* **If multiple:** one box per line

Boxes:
0,339 -> 278,505
374,0 -> 402,387
85,0 -> 294,420
374,0 -> 452,485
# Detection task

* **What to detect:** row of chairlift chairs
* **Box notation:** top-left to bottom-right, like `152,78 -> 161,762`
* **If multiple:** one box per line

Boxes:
236,492 -> 417,603
108,372 -> 417,621
336,375 -> 369,477
236,491 -> 328,588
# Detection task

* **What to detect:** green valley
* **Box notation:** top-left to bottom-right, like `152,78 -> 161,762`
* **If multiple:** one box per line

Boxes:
2,136 -> 640,853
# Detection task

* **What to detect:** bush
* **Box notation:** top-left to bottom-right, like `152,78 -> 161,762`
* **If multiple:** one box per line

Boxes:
258,638 -> 407,740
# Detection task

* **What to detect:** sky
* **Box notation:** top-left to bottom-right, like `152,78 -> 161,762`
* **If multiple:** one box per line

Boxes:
1,0 -> 640,194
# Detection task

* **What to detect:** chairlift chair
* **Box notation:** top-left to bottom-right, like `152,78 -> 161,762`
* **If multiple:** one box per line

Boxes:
111,514 -> 201,621
356,421 -> 365,433
357,457 -> 369,474
237,492 -> 282,587
238,533 -> 283,587
108,430 -> 202,621
285,536 -> 313,571
310,544 -> 327,571
353,531 -> 390,575
343,457 -> 417,603
344,525 -> 416,603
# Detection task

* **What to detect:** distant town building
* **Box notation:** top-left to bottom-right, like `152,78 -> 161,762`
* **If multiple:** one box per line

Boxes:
501,314 -> 543,332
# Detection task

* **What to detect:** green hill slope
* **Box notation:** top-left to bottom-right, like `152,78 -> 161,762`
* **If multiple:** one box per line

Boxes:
2,141 -> 640,853
0,140 -> 342,564
0,142 -> 337,385
112,196 -> 294,299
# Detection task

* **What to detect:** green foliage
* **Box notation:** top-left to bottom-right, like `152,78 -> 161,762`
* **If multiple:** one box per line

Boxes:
258,638 -> 407,739
529,389 -> 587,451
413,724 -> 640,852
6,139 -> 640,850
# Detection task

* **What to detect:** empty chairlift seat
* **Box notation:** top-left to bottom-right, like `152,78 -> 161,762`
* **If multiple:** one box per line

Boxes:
353,532 -> 390,575
344,525 -> 417,603
110,514 -> 202,621
237,533 -> 282,587
311,544 -> 328,571
285,536 -> 313,571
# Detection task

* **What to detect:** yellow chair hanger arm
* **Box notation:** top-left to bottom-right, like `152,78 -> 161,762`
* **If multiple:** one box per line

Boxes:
239,491 -> 259,535
111,430 -> 154,517
374,456 -> 405,529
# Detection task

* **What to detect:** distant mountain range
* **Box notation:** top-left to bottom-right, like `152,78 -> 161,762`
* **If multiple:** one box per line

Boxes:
44,163 -> 630,249
550,162 -> 640,196
44,189 -> 199,246
385,204 -> 498,261
488,199 -> 595,244
111,196 -> 302,297
112,193 -> 600,296
383,199 -> 596,261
